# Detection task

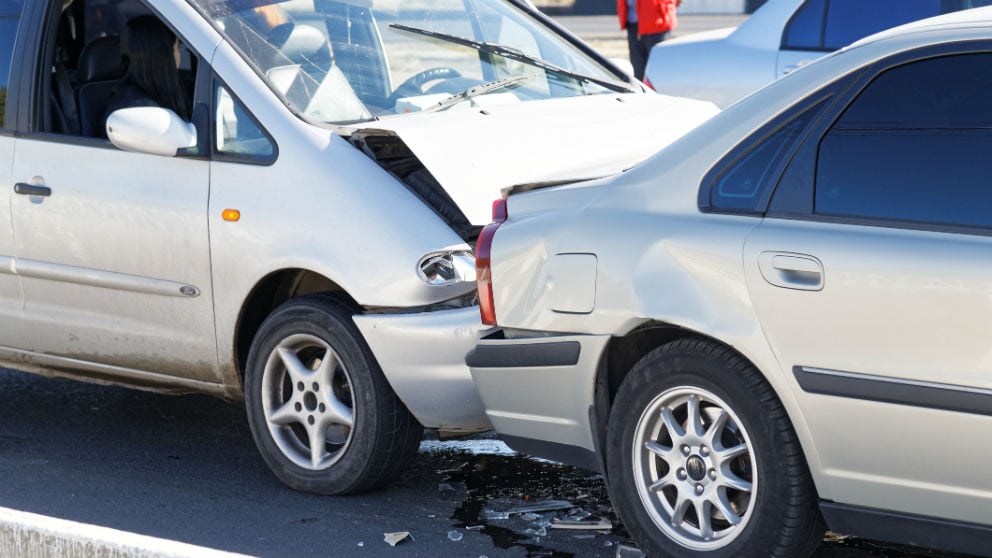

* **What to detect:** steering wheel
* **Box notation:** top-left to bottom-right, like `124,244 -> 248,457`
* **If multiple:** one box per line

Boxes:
387,67 -> 463,107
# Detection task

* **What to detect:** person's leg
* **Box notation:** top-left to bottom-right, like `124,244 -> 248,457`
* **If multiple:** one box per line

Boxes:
636,31 -> 670,80
626,22 -> 648,80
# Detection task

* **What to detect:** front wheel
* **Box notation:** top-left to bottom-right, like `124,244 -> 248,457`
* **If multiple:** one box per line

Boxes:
607,338 -> 824,558
244,294 -> 422,494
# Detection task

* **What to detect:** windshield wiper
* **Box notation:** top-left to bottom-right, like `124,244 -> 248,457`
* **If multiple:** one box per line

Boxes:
390,23 -> 637,94
422,74 -> 538,113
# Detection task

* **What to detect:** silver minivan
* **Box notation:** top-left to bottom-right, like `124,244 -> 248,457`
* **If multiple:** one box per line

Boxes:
0,0 -> 715,493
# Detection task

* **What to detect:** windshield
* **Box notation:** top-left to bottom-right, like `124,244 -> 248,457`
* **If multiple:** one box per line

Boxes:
190,0 -> 632,123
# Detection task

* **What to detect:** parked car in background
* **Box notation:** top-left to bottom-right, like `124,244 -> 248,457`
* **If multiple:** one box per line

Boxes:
469,8 -> 992,557
0,0 -> 715,496
645,0 -> 992,107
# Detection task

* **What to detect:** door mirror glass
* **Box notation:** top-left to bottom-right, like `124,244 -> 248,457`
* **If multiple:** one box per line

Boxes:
106,107 -> 197,157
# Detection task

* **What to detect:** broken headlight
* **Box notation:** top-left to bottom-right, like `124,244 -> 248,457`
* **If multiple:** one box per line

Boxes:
417,250 -> 476,286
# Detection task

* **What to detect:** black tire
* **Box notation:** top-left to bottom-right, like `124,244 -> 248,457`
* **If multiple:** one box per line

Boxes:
244,293 -> 422,495
606,338 -> 824,558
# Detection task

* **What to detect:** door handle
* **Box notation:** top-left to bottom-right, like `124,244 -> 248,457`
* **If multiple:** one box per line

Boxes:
758,251 -> 823,291
14,183 -> 52,197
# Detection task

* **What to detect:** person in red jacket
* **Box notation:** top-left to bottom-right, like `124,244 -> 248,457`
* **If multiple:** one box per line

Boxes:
618,0 -> 681,80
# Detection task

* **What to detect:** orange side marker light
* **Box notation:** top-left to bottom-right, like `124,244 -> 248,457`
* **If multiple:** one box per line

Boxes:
222,209 -> 241,222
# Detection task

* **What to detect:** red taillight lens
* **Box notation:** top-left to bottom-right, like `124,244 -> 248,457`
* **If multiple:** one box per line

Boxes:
476,198 -> 507,326
643,76 -> 655,91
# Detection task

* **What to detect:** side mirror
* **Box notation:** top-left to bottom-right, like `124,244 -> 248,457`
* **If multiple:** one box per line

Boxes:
106,107 -> 197,157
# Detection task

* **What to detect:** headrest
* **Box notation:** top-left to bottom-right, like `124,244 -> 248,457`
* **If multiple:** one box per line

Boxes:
268,23 -> 328,65
78,36 -> 126,82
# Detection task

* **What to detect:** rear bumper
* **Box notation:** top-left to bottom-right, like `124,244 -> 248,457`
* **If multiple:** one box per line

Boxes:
467,330 -> 611,461
353,306 -> 491,433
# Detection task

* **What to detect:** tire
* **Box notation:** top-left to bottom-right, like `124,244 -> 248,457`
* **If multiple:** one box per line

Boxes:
606,338 -> 824,558
244,294 -> 422,495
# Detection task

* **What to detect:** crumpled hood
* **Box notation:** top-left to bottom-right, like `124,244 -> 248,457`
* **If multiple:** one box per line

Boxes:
355,92 -> 719,225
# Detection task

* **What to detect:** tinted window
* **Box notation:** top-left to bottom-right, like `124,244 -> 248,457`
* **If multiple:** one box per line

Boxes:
783,0 -> 825,51
0,1 -> 24,128
816,53 -> 992,228
823,0 -> 941,50
708,101 -> 826,212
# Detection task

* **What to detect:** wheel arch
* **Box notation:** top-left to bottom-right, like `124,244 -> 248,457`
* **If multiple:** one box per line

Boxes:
592,322 -> 821,490
234,269 -> 358,379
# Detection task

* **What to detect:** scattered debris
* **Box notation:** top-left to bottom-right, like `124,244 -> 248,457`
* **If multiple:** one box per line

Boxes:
823,531 -> 851,543
519,512 -> 542,522
615,543 -> 645,558
357,542 -> 364,547
508,500 -> 574,515
383,532 -> 413,547
550,517 -> 613,530
448,530 -> 464,542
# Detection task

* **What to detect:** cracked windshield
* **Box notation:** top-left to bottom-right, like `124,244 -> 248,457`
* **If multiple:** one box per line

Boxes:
194,0 -> 629,123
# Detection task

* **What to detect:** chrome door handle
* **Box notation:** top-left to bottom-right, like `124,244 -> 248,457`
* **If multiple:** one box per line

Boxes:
758,251 -> 823,291
14,183 -> 52,197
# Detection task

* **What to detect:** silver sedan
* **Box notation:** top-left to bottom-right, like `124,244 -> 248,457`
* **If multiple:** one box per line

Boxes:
469,8 -> 992,558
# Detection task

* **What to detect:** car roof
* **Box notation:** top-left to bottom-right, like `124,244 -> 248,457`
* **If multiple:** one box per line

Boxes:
850,5 -> 992,49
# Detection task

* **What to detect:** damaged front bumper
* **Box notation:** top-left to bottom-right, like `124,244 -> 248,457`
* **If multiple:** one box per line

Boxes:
353,306 -> 492,433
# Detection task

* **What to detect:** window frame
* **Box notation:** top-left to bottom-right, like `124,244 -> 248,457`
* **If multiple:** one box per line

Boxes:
210,74 -> 278,166
767,39 -> 992,237
697,73 -> 853,216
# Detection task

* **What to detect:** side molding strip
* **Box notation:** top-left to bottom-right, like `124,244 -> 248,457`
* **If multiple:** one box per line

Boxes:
794,366 -> 992,416
0,256 -> 199,298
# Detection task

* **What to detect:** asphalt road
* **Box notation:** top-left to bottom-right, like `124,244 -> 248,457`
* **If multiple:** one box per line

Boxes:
0,368 -> 975,558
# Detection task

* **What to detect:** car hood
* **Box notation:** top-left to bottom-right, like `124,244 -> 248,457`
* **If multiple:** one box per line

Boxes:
352,92 -> 719,225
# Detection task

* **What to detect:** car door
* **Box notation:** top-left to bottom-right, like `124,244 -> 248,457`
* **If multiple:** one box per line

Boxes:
0,2 -> 26,351
8,3 -> 218,383
746,48 -> 992,525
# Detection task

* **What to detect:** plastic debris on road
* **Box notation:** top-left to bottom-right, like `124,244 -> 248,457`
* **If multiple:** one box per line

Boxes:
615,543 -> 645,558
551,517 -> 612,530
384,532 -> 413,547
448,530 -> 464,542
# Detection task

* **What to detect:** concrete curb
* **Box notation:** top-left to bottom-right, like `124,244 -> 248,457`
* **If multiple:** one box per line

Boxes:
0,507 -> 254,558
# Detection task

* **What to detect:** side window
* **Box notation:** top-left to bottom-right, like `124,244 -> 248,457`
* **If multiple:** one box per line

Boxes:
822,0 -> 941,51
816,53 -> 992,228
704,100 -> 827,213
0,1 -> 25,128
214,83 -> 275,163
782,0 -> 825,51
43,4 -> 199,139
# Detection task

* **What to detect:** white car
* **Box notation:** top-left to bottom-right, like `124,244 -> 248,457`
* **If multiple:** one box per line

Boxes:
0,0 -> 715,495
645,0 -> 992,107
469,7 -> 992,558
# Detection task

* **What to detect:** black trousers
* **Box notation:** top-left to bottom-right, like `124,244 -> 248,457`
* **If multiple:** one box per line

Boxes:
626,22 -> 670,81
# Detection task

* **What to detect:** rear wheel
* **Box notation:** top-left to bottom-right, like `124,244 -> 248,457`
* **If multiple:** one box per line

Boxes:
607,338 -> 824,558
244,294 -> 422,494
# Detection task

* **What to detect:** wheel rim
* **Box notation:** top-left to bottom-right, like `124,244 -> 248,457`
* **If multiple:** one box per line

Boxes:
632,386 -> 757,550
261,333 -> 355,470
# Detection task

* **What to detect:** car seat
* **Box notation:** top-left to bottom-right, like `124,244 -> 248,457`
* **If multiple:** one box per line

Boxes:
76,36 -> 127,138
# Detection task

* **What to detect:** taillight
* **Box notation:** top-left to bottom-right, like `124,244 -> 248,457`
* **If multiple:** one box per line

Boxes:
643,76 -> 655,91
476,198 -> 507,326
